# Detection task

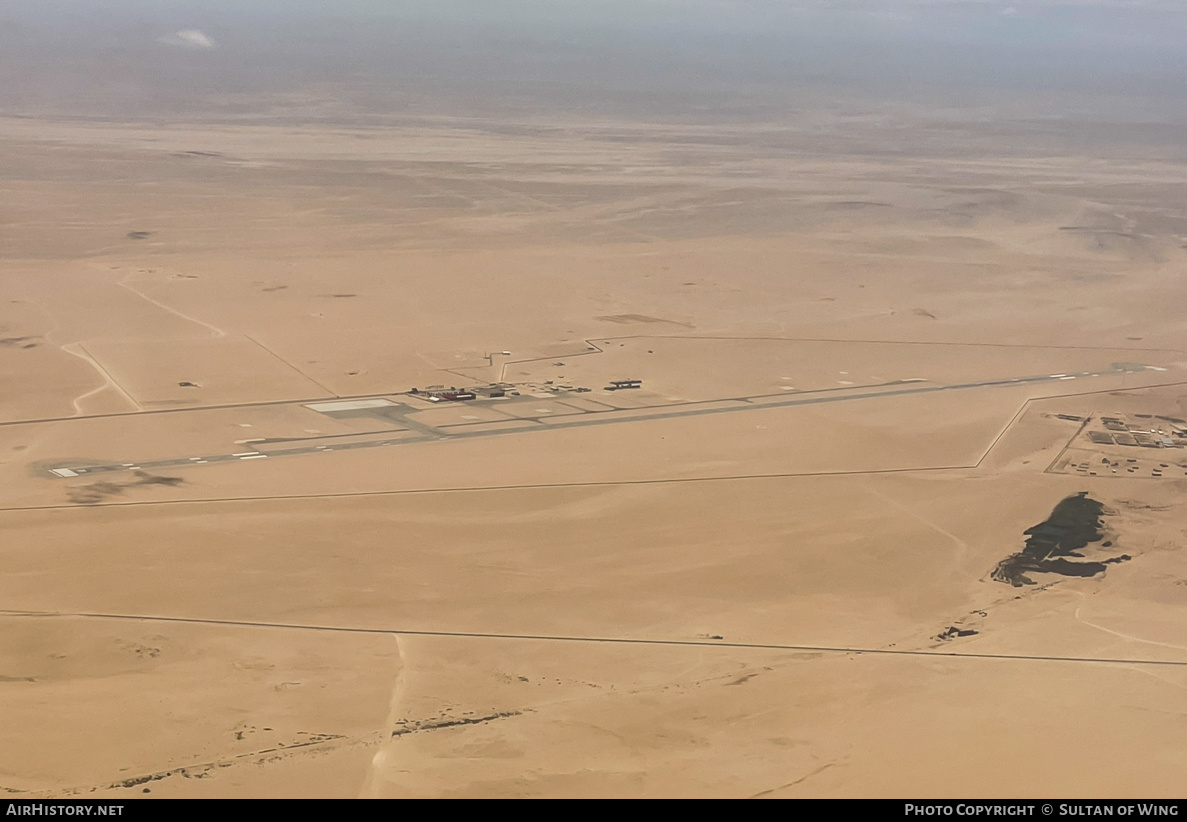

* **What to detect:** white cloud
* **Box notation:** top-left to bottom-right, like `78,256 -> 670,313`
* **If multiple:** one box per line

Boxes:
157,29 -> 216,50
1000,6 -> 1018,14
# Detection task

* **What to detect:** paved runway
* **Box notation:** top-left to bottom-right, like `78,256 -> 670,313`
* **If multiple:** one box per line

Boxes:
46,364 -> 1154,478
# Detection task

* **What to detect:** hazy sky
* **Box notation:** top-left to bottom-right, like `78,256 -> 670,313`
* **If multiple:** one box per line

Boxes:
1,1 -> 1183,122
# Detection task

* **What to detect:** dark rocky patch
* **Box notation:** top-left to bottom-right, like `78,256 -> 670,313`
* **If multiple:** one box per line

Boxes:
126,231 -> 152,240
0,336 -> 38,348
114,771 -> 171,789
391,710 -> 521,737
991,492 -> 1128,587
934,626 -> 979,641
132,472 -> 184,487
67,472 -> 184,505
67,481 -> 125,505
727,672 -> 760,686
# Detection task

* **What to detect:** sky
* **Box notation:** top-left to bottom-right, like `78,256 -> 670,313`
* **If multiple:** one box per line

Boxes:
0,1 -> 1183,122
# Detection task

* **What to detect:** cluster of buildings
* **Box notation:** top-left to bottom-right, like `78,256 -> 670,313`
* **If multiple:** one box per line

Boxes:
408,379 -> 642,401
409,384 -> 509,402
1088,414 -> 1187,448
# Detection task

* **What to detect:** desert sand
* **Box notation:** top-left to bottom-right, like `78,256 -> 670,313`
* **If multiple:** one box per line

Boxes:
1,95 -> 1186,799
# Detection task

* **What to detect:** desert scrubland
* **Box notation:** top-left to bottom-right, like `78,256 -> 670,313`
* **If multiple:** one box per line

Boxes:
3,6 -> 1187,796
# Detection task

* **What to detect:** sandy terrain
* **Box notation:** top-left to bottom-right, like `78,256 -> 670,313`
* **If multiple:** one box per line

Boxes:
1,108 -> 1186,798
